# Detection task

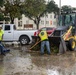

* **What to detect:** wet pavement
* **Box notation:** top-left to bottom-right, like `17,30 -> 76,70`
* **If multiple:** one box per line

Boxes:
0,45 -> 76,75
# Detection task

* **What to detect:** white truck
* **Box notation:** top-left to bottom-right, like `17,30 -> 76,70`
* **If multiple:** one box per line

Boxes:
1,24 -> 37,45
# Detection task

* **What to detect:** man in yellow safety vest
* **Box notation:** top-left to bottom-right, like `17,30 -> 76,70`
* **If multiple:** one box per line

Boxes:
0,25 -> 5,55
0,25 -> 10,55
39,29 -> 51,55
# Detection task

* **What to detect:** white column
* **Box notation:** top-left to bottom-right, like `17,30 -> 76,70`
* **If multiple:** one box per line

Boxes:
45,14 -> 46,27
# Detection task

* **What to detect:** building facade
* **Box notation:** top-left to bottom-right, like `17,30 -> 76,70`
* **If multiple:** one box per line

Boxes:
14,13 -> 58,29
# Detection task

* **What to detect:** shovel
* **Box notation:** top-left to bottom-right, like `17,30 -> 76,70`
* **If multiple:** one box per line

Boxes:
29,40 -> 41,50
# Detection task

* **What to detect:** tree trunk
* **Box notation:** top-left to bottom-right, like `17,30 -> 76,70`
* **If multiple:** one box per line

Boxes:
36,17 -> 40,29
34,19 -> 39,29
10,17 -> 14,24
37,23 -> 39,29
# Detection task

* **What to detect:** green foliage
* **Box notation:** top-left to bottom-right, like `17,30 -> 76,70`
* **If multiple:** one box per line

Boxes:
61,5 -> 72,13
4,0 -> 22,23
3,0 -> 60,28
22,0 -> 46,29
0,13 -> 4,21
46,0 -> 59,14
3,0 -> 60,29
51,44 -> 59,53
24,0 -> 46,17
21,0 -> 59,29
4,17 -> 10,21
31,42 -> 59,54
0,0 -> 4,7
61,5 -> 76,14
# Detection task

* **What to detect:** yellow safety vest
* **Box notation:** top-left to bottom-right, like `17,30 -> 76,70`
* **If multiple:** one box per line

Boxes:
39,30 -> 48,41
0,30 -> 4,41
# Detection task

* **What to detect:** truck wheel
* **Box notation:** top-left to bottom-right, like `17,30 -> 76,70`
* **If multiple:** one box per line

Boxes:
68,38 -> 76,51
19,36 -> 30,45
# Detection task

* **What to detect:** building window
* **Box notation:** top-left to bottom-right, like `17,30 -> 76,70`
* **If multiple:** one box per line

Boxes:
46,21 -> 49,24
54,14 -> 56,18
26,20 -> 29,24
53,21 -> 56,25
41,20 -> 44,24
50,15 -> 52,18
50,20 -> 52,25
18,21 -> 22,27
46,14 -> 48,18
24,24 -> 33,29
41,15 -> 44,17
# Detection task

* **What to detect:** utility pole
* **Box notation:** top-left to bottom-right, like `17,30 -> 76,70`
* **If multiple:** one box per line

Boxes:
59,0 -> 61,15
48,0 -> 49,3
59,0 -> 61,26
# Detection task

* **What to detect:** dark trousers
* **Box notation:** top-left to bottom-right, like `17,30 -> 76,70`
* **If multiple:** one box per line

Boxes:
0,41 -> 5,54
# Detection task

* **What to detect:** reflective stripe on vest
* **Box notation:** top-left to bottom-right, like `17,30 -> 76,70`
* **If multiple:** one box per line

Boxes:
39,31 -> 48,41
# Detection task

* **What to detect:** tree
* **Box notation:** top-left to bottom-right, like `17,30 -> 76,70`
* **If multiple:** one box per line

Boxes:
61,5 -> 76,14
0,0 -> 4,7
0,13 -> 4,21
61,5 -> 72,14
4,0 -> 22,23
22,0 -> 59,29
0,0 -> 4,22
46,0 -> 59,14
22,0 -> 46,29
4,0 -> 60,28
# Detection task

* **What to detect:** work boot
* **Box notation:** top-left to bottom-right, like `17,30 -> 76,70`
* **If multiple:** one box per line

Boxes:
3,49 -> 10,53
41,53 -> 44,55
47,52 -> 51,55
57,53 -> 62,56
1,52 -> 6,56
47,53 -> 51,55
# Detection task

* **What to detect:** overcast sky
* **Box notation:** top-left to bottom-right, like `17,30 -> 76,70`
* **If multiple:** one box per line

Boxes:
46,0 -> 76,7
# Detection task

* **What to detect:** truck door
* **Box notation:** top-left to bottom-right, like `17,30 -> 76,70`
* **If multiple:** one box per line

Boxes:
3,25 -> 14,41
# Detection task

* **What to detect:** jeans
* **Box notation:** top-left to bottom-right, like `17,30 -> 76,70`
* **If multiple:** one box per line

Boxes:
0,41 -> 4,54
41,40 -> 51,54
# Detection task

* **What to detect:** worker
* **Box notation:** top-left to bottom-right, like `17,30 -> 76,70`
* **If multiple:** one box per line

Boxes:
0,25 -> 10,55
39,29 -> 51,55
